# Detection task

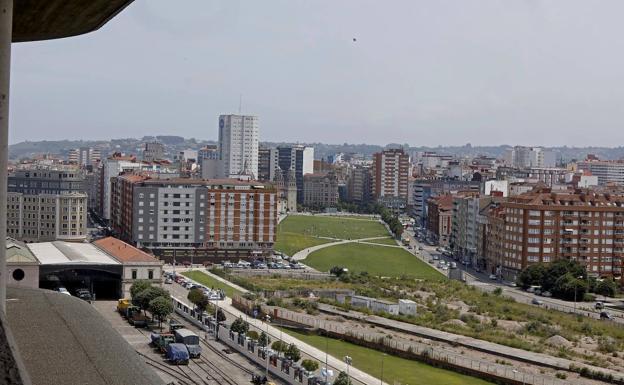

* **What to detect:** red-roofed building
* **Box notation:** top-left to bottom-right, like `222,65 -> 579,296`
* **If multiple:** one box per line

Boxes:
94,237 -> 163,298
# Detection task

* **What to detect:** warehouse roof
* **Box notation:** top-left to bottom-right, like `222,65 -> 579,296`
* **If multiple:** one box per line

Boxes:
94,237 -> 161,264
27,241 -> 120,265
6,238 -> 38,264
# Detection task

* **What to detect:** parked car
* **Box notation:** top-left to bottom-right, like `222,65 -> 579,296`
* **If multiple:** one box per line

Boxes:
531,298 -> 544,306
165,277 -> 173,284
57,287 -> 71,296
541,291 -> 552,297
450,262 -> 457,269
595,302 -> 604,310
488,274 -> 497,280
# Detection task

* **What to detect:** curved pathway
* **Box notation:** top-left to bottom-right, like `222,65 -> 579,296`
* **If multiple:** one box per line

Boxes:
291,236 -> 398,261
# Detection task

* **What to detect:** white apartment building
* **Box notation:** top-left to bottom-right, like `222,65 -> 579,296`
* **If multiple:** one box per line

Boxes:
504,146 -> 556,168
218,114 -> 259,179
102,157 -> 143,220
577,160 -> 624,186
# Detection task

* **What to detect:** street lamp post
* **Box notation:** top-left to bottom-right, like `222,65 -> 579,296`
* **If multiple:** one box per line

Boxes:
574,275 -> 583,313
265,314 -> 271,379
380,353 -> 386,385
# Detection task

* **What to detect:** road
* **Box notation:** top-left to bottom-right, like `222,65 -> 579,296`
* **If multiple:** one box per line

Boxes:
166,268 -> 387,385
401,229 -> 624,323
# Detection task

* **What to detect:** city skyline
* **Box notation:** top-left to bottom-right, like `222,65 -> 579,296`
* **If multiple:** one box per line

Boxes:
11,0 -> 624,147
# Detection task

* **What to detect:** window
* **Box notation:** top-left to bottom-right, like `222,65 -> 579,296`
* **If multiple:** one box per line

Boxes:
148,270 -> 154,279
131,270 -> 137,279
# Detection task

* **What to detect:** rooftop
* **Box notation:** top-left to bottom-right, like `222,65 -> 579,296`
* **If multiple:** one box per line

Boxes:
6,287 -> 164,385
27,241 -> 120,265
93,237 -> 161,264
6,238 -> 37,264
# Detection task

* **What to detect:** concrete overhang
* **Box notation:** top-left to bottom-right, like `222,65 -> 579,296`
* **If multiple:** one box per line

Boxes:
12,0 -> 134,43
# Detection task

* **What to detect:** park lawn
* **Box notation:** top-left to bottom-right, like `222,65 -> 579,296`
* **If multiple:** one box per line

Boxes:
278,215 -> 389,240
273,232 -> 333,257
181,270 -> 243,298
302,243 -> 444,280
281,328 -> 492,385
360,237 -> 399,246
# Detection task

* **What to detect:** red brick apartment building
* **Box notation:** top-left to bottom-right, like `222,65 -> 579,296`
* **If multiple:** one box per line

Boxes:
110,174 -> 278,262
487,188 -> 624,283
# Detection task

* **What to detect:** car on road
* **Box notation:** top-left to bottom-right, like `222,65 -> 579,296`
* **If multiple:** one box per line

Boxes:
164,277 -> 173,284
442,265 -> 449,270
428,259 -> 435,264
541,291 -> 552,297
488,274 -> 497,280
531,298 -> 544,306
450,262 -> 457,269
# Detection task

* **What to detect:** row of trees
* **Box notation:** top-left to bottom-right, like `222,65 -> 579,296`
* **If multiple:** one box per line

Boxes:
229,316 -> 352,382
517,259 -> 618,300
376,205 -> 404,238
129,280 -> 173,328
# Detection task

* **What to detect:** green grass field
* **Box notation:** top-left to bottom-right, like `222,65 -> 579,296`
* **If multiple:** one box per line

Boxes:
273,232 -> 333,257
282,328 -> 492,385
278,215 -> 388,240
181,270 -> 242,298
302,242 -> 443,279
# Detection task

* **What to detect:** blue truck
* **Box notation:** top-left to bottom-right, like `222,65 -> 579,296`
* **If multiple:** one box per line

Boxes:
166,343 -> 189,365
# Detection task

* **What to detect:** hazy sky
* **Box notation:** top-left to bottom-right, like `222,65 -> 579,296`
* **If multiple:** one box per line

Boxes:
9,1 -> 624,146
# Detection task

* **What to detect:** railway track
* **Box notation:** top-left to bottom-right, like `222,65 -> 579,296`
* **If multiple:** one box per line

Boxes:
136,350 -> 195,385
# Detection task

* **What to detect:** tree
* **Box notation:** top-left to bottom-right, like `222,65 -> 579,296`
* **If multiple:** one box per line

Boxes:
301,359 -> 319,373
542,259 -> 585,291
516,263 -> 546,290
285,343 -> 301,362
134,286 -> 170,315
187,288 -> 210,312
330,266 -> 347,277
594,278 -> 617,298
247,330 -> 259,341
230,317 -> 249,335
130,280 -> 152,299
258,331 -> 271,347
187,288 -> 204,306
333,371 -> 352,385
149,296 -> 173,329
216,308 -> 227,323
552,273 -> 587,301
271,340 -> 288,356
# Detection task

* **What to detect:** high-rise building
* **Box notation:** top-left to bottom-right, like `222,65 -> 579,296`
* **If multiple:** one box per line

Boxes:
372,148 -> 409,211
347,165 -> 372,204
100,154 -> 142,220
258,147 -> 279,181
7,165 -> 88,242
142,142 -> 165,162
577,157 -> 624,186
68,147 -> 101,166
198,145 -> 219,164
504,146 -> 556,168
277,145 -> 314,204
110,174 -> 277,260
218,115 -> 259,178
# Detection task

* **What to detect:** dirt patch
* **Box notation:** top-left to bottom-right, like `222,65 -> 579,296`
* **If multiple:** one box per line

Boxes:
546,335 -> 572,348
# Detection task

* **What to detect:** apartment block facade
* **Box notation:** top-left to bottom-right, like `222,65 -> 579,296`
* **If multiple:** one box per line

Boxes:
426,194 -> 453,246
577,159 -> 624,186
347,165 -> 372,204
303,172 -> 339,209
6,166 -> 88,242
110,175 -> 277,260
488,189 -> 624,283
372,148 -> 409,211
